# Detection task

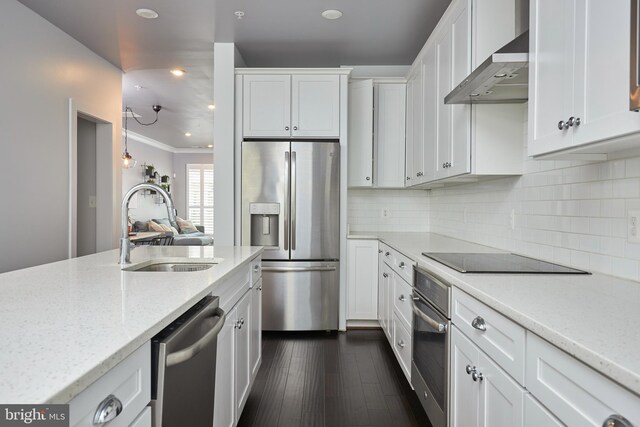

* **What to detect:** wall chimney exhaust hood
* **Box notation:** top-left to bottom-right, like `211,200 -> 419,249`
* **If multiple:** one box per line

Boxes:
445,31 -> 529,105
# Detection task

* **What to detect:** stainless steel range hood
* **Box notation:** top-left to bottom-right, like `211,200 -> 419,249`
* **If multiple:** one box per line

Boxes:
445,30 -> 529,105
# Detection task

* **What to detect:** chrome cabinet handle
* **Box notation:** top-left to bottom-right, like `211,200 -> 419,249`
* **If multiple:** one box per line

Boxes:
465,365 -> 474,375
253,264 -> 260,273
366,176 -> 371,181
399,262 -> 405,269
472,371 -> 483,382
293,126 -> 298,130
398,295 -> 406,302
258,285 -> 262,291
471,316 -> 487,331
93,394 -> 123,425
397,340 -> 406,348
378,249 -> 383,254
383,272 -> 389,278
285,126 -> 290,131
602,415 -> 633,427
385,252 -> 390,257
558,120 -> 568,130
406,176 -> 411,181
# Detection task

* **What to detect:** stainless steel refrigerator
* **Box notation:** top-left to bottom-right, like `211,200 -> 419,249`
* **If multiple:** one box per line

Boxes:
242,140 -> 340,331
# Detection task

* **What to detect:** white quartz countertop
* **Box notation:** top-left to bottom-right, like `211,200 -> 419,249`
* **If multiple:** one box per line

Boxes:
0,245 -> 262,404
348,232 -> 640,396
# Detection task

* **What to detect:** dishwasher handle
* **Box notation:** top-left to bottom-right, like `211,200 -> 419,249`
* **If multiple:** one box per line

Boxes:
262,266 -> 337,272
166,307 -> 225,367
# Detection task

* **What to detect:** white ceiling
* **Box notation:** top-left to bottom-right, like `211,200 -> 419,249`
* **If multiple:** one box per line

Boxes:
17,0 -> 451,146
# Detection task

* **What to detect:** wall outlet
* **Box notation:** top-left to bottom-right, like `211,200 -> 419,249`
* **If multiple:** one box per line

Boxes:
89,196 -> 97,208
628,211 -> 640,243
381,208 -> 390,218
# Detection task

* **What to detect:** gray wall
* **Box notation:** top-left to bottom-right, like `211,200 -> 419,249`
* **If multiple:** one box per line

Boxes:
172,153 -> 213,218
122,139 -> 175,222
77,118 -> 97,256
0,0 -> 122,273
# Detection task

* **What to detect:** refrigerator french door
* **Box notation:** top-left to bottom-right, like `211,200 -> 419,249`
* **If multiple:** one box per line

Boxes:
242,140 -> 340,330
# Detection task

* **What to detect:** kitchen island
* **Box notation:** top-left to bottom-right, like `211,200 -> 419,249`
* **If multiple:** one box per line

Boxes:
0,245 -> 262,404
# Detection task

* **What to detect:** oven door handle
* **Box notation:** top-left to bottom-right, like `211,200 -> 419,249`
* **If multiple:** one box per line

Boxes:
411,297 -> 447,333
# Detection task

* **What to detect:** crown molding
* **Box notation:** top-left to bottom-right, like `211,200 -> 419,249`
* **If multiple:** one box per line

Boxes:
124,130 -> 213,154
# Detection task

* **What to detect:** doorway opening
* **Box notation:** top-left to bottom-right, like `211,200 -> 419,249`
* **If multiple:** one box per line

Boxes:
77,116 -> 98,256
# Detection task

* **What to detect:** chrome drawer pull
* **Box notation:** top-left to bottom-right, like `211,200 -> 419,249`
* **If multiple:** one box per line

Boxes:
398,262 -> 406,269
383,273 -> 389,278
93,394 -> 122,425
465,365 -> 474,375
472,371 -> 483,382
253,264 -> 260,273
603,415 -> 633,427
397,340 -> 406,348
398,295 -> 406,302
471,316 -> 486,331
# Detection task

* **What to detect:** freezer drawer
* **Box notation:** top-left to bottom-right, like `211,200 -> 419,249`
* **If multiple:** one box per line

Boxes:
261,261 -> 339,331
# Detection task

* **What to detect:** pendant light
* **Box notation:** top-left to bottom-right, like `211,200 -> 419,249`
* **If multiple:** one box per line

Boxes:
122,105 -> 162,169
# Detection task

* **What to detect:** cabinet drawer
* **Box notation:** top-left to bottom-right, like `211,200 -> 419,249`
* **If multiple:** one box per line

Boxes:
250,257 -> 262,286
452,288 -> 525,385
392,312 -> 412,383
380,244 -> 415,285
129,407 -> 151,427
216,265 -> 251,312
526,333 -> 640,426
393,274 -> 413,330
69,342 -> 150,427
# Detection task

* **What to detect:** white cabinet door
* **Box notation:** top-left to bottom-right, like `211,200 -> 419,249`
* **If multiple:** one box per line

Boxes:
527,0 -> 576,156
243,75 -> 291,138
214,306 -> 236,427
250,279 -> 262,379
422,43 -> 437,183
449,0 -> 471,178
405,74 -> 415,186
347,239 -> 379,320
409,66 -> 424,183
291,74 -> 340,138
573,0 -> 640,146
435,26 -> 452,181
380,261 -> 394,341
478,351 -> 524,427
377,246 -> 386,330
524,395 -> 562,427
375,84 -> 406,188
234,291 -> 252,422
451,325 -> 480,427
348,79 -> 374,187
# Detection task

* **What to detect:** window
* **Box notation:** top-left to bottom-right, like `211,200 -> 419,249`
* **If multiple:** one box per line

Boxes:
187,164 -> 214,234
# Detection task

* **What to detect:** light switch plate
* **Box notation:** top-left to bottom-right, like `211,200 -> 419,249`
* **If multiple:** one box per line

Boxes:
628,210 -> 640,243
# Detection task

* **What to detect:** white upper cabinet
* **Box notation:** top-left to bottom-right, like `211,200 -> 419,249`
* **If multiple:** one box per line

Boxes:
291,74 -> 340,138
242,73 -> 340,139
530,0 -> 640,157
406,0 -> 523,187
375,84 -> 407,188
348,79 -> 374,187
243,75 -> 292,138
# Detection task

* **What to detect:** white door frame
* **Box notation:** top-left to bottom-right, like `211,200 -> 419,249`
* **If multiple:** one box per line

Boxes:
68,98 -> 115,258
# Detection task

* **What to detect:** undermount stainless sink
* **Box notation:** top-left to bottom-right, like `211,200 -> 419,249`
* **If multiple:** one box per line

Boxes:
123,258 -> 222,272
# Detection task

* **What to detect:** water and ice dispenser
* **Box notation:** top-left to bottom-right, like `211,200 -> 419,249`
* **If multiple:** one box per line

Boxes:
249,203 -> 280,247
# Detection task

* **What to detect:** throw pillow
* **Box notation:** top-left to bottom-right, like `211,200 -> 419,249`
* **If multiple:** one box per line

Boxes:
153,218 -> 180,236
148,220 -> 177,235
133,221 -> 149,232
176,217 -> 200,234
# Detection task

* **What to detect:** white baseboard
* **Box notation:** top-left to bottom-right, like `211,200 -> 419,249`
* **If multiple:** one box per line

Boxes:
346,319 -> 382,329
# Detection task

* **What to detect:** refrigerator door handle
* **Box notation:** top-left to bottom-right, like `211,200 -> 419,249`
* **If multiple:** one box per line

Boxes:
284,151 -> 290,251
262,266 -> 337,272
291,151 -> 297,251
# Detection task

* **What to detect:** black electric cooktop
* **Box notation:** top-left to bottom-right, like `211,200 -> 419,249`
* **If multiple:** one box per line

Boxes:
422,252 -> 590,274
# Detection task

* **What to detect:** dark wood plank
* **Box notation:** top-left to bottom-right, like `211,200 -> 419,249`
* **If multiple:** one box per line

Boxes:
362,382 -> 394,427
278,356 -> 306,427
336,352 -> 370,425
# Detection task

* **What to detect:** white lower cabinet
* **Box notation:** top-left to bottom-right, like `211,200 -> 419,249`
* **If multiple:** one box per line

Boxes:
129,407 -> 151,427
451,325 -> 524,427
69,342 -> 150,427
524,395 -> 562,427
214,257 -> 262,427
347,239 -> 379,320
392,312 -> 412,382
526,332 -> 640,426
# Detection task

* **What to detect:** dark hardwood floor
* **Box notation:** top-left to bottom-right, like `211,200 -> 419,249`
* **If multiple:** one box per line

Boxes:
237,329 -> 433,427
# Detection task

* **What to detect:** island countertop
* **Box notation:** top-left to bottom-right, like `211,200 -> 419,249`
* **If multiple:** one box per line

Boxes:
0,245 -> 263,404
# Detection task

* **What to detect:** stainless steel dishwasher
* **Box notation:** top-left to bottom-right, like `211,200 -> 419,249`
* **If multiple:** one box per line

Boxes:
151,296 -> 225,427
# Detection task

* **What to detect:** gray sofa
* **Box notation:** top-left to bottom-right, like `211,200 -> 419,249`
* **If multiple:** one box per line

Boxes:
132,219 -> 213,246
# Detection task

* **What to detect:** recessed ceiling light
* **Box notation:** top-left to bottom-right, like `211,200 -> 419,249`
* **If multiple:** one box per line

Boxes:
136,8 -> 159,19
207,144 -> 213,148
185,132 -> 192,137
208,104 -> 215,110
322,9 -> 343,20
170,69 -> 186,77
235,11 -> 245,19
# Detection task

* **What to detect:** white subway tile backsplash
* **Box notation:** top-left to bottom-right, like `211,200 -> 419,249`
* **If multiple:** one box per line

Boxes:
348,188 -> 429,233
